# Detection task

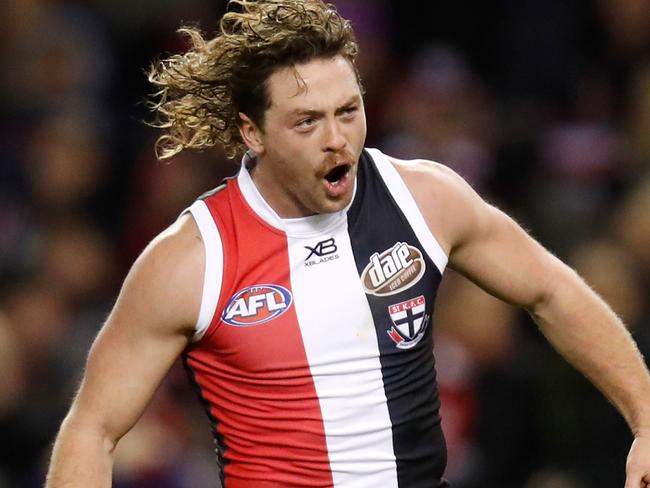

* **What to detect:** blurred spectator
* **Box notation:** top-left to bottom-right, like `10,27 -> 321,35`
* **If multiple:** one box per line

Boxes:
611,175 -> 650,274
569,238 -> 645,327
628,64 -> 650,167
0,280 -> 72,486
39,218 -> 116,307
529,238 -> 646,488
24,110 -> 112,220
0,312 -> 28,487
523,468 -> 585,488
1,0 -> 649,485
434,271 -> 543,487
569,239 -> 645,485
334,0 -> 396,144
528,120 -> 625,254
119,145 -> 235,268
0,0 -> 112,113
598,0 -> 650,61
381,44 -> 497,189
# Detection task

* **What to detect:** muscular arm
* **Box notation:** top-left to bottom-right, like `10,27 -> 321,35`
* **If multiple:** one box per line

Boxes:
46,214 -> 204,487
396,158 -> 650,486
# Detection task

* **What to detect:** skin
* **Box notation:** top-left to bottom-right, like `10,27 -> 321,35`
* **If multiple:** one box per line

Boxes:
238,56 -> 366,218
46,55 -> 650,487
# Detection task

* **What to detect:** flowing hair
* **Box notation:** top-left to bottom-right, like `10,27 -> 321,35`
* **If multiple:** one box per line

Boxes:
147,0 -> 360,160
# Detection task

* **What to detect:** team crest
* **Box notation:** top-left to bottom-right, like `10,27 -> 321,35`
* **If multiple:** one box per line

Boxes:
222,284 -> 292,326
387,295 -> 429,349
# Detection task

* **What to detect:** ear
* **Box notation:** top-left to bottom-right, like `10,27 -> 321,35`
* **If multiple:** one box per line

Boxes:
238,112 -> 265,155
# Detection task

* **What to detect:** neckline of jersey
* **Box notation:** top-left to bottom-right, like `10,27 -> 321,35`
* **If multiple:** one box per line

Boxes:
236,153 -> 357,237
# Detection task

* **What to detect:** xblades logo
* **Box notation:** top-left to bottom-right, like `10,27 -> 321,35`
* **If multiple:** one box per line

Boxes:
304,238 -> 339,266
305,238 -> 337,259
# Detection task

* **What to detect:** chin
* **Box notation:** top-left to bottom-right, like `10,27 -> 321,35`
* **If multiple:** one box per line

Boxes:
316,195 -> 353,215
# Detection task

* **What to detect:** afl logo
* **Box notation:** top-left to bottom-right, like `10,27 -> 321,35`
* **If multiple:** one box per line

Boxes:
361,242 -> 426,296
222,284 -> 293,326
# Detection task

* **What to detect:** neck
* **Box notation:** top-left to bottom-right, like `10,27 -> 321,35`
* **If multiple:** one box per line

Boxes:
248,161 -> 315,219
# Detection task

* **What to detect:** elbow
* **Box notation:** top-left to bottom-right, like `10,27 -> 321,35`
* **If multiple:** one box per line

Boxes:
524,286 -> 553,321
525,257 -> 577,317
59,410 -> 119,455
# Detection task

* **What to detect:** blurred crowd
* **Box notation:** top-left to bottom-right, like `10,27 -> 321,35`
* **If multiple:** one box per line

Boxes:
0,0 -> 649,487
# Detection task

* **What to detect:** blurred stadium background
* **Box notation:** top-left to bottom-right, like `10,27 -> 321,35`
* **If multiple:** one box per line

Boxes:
1,0 -> 649,487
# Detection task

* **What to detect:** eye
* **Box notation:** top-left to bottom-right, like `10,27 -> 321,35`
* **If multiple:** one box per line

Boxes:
295,115 -> 320,133
297,117 -> 316,128
340,105 -> 358,118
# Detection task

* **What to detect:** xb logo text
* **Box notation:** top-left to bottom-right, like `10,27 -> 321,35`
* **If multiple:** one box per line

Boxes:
304,238 -> 339,266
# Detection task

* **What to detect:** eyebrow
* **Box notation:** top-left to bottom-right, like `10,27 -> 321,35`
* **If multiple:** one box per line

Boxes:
289,95 -> 362,118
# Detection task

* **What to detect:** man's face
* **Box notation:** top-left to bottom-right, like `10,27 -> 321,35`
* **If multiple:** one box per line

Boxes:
243,55 -> 367,218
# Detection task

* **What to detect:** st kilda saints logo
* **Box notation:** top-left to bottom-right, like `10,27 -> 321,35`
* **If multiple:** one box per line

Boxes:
387,295 -> 429,349
222,284 -> 293,326
304,238 -> 339,267
361,242 -> 426,296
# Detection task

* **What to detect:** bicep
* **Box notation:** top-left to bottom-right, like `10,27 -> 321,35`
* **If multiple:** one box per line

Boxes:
71,302 -> 189,443
397,159 -> 566,310
66,217 -> 203,443
448,201 -> 566,310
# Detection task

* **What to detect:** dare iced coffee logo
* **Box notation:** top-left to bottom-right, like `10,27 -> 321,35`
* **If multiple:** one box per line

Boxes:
361,242 -> 426,296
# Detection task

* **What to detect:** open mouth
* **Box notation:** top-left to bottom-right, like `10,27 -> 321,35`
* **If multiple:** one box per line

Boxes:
324,164 -> 351,185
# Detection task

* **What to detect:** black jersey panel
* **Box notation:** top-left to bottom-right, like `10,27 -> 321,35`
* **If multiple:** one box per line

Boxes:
347,150 -> 449,488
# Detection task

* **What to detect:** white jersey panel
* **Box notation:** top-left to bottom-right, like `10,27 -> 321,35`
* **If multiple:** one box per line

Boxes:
287,222 -> 399,488
366,148 -> 449,275
186,200 -> 224,342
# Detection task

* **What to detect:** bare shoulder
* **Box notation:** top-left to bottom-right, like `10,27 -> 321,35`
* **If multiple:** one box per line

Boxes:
113,212 -> 205,338
387,155 -> 487,254
140,212 -> 203,275
389,156 -> 475,201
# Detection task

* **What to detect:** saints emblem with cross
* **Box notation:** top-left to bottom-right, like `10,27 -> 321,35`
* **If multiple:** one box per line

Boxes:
386,295 -> 430,349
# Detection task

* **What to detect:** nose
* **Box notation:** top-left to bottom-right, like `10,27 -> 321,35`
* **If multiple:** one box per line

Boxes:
322,119 -> 347,153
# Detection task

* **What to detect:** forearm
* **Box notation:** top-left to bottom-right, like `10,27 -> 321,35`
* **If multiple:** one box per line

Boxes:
529,266 -> 650,435
46,415 -> 116,488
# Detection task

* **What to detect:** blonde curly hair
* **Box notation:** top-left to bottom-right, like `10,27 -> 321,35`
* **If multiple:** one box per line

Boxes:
147,0 -> 360,160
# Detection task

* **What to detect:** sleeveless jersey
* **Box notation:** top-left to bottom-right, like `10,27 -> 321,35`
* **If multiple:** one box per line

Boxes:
183,148 -> 450,488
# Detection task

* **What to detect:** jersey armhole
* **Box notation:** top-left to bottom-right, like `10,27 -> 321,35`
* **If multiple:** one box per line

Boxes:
182,200 -> 224,342
366,147 -> 449,275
